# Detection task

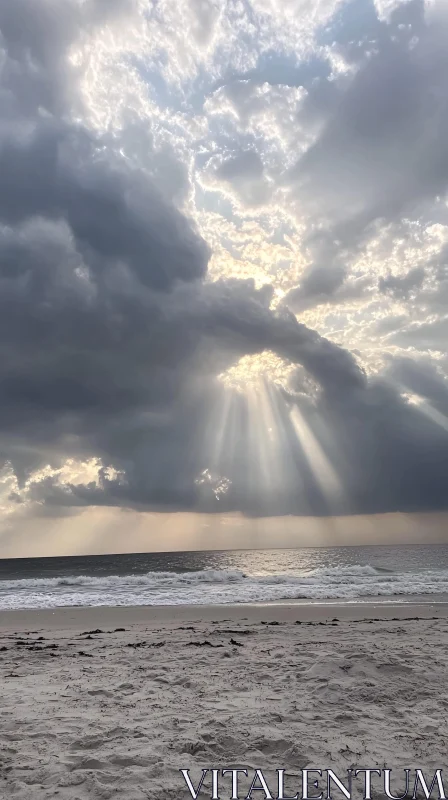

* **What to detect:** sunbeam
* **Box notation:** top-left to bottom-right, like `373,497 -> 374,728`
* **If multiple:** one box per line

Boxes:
289,405 -> 345,512
393,376 -> 448,435
420,403 -> 448,433
244,378 -> 305,514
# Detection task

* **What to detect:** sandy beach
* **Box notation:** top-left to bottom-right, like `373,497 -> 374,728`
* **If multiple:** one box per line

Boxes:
1,601 -> 448,799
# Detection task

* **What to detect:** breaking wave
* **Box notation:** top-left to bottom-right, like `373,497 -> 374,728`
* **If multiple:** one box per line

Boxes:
1,562 -> 447,609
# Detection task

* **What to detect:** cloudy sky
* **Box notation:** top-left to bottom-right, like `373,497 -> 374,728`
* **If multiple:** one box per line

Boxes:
1,0 -> 448,556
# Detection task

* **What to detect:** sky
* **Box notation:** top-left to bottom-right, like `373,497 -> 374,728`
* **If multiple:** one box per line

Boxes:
0,0 -> 448,557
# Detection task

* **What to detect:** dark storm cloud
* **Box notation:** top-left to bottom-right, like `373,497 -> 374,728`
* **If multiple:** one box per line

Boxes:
315,378 -> 448,516
0,122 -> 210,290
0,26 -> 366,511
1,0 -> 448,520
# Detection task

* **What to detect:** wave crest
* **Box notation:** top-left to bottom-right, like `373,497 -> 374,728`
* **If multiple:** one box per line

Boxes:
0,563 -> 446,609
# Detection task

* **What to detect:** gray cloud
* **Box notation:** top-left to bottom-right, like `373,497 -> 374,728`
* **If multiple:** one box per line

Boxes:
386,356 -> 448,413
284,262 -> 372,312
389,318 -> 448,351
214,150 -> 271,207
0,0 -> 136,121
284,0 -> 448,304
0,123 -> 210,291
216,150 -> 264,182
379,267 -> 425,298
1,0 -> 448,523
293,1 -> 448,224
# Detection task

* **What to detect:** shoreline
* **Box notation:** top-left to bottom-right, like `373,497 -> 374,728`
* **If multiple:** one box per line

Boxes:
2,597 -> 448,631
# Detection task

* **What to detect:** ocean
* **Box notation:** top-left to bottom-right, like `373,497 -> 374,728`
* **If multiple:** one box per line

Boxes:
1,544 -> 448,610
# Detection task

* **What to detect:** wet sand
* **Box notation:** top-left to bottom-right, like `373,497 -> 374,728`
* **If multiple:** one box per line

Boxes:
1,596 -> 447,631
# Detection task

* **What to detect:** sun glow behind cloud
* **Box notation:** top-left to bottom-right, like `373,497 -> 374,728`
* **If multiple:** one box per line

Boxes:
218,351 -> 294,391
1,459 -> 124,524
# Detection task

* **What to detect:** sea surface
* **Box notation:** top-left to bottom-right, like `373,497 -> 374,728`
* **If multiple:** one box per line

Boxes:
1,544 -> 448,610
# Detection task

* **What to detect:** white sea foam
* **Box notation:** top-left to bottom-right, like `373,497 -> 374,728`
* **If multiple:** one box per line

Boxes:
1,563 -> 448,609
